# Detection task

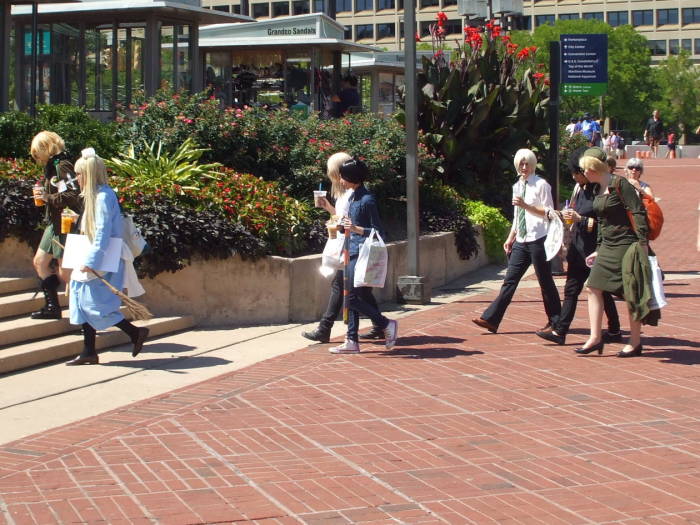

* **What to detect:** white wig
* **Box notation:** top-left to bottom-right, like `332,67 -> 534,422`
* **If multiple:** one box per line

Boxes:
513,148 -> 537,173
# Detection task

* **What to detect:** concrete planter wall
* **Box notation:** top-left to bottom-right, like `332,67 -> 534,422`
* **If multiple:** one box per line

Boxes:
0,230 -> 487,326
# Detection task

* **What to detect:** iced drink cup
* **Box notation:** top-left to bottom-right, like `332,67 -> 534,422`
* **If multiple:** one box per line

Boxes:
313,190 -> 327,207
33,182 -> 45,206
326,221 -> 338,239
61,211 -> 74,234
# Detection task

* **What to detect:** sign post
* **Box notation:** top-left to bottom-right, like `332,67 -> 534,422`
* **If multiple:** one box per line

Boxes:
560,33 -> 608,96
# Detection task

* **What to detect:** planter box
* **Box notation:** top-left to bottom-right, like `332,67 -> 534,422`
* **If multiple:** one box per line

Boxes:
0,230 -> 487,326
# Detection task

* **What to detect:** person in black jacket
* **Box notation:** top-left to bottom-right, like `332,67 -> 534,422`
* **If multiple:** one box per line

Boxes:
29,131 -> 83,320
536,148 -> 620,346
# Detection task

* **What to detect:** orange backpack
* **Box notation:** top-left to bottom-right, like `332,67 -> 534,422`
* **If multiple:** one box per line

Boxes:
615,178 -> 663,241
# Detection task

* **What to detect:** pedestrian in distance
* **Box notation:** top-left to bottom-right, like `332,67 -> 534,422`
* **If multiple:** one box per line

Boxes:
472,148 -> 561,335
29,131 -> 83,320
536,147 -> 620,346
302,152 -> 383,344
328,157 -> 397,354
65,148 -> 149,365
665,129 -> 677,159
644,110 -> 664,158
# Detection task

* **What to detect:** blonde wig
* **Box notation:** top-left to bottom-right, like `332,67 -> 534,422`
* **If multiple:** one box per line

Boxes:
74,148 -> 108,243
30,131 -> 65,165
579,156 -> 608,176
326,152 -> 352,199
513,148 -> 537,174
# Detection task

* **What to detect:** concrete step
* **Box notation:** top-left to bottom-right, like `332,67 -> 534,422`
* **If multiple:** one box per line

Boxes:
0,277 -> 38,295
0,310 -> 75,348
0,290 -> 69,319
0,315 -> 195,374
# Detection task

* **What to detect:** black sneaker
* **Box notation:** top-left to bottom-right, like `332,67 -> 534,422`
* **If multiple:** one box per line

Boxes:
302,328 -> 331,343
602,330 -> 622,343
360,327 -> 385,340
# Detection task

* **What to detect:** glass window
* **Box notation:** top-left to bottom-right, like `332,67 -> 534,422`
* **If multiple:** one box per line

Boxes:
337,0 -> 352,12
583,12 -> 603,21
344,26 -> 352,39
420,0 -> 438,7
252,3 -> 269,17
559,13 -> 579,20
376,22 -> 395,38
607,11 -> 628,27
535,14 -> 555,27
377,0 -> 394,9
116,26 -> 145,108
444,19 -> 462,34
419,20 -> 432,37
442,0 -> 456,6
313,0 -> 325,12
647,40 -> 667,56
669,39 -> 680,55
175,25 -> 191,92
355,0 -> 372,10
632,10 -> 653,27
657,9 -> 679,25
695,39 -> 700,55
233,5 -> 241,13
355,24 -> 373,39
682,39 -> 692,53
682,8 -> 700,25
272,1 -> 289,16
212,5 -> 230,11
292,0 -> 308,13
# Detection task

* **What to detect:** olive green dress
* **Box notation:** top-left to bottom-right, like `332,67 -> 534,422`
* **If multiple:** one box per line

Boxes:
587,175 -> 648,295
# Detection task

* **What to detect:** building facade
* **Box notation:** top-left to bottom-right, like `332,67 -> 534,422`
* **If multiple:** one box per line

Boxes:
200,0 -> 700,62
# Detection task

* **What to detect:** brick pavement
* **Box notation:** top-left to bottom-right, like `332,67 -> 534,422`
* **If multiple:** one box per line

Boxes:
0,159 -> 699,524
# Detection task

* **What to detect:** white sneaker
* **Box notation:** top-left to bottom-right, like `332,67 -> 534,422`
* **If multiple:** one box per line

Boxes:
329,339 -> 360,354
385,320 -> 398,349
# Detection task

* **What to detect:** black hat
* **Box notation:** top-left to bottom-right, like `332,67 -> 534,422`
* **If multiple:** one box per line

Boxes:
339,157 -> 369,183
568,146 -> 587,175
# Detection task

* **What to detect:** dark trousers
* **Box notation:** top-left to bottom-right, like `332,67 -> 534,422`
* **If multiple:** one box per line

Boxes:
554,249 -> 620,336
318,270 -> 380,332
345,255 -> 389,342
481,237 -> 561,329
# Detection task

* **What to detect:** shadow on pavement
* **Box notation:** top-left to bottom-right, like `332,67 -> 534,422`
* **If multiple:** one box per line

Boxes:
104,355 -> 232,370
130,343 -> 196,354
392,335 -> 466,346
641,336 -> 700,365
365,348 -> 484,359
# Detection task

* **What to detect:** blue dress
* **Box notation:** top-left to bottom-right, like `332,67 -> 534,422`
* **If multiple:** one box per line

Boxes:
69,185 -> 126,330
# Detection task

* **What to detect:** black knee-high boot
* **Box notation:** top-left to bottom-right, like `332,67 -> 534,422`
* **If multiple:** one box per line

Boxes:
116,319 -> 149,357
31,274 -> 62,320
66,323 -> 98,365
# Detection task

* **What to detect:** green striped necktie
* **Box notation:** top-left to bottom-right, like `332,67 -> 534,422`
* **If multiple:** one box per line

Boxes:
517,182 -> 527,238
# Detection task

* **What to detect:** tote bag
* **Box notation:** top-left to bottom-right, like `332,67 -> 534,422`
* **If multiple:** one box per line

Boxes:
122,214 -> 147,257
648,255 -> 667,310
354,229 -> 388,288
321,236 -> 344,271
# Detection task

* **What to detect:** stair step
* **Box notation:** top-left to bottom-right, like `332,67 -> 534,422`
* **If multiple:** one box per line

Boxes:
0,277 -> 38,295
0,290 -> 69,319
0,310 -> 75,348
0,315 -> 195,374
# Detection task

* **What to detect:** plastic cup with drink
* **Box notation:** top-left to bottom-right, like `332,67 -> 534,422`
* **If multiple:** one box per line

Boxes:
563,199 -> 574,225
60,209 -> 77,234
33,181 -> 46,206
313,183 -> 327,208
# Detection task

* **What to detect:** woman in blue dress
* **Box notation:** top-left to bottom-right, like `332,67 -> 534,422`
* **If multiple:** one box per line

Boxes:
65,148 -> 149,365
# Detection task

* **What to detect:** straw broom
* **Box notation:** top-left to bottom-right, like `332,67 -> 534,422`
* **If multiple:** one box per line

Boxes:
52,239 -> 153,321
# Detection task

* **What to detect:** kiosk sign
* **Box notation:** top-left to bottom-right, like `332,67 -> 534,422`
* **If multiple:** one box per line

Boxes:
561,34 -> 608,96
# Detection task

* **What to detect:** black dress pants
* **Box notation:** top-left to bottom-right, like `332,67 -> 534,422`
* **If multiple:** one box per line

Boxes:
481,237 -> 561,329
554,249 -> 620,336
318,270 -> 380,332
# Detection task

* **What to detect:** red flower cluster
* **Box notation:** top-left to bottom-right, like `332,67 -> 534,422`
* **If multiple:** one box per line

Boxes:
464,26 -> 483,49
485,20 -> 501,39
517,46 -> 538,60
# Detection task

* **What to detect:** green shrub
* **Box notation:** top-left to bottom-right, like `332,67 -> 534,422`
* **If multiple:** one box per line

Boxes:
0,159 -> 44,247
0,112 -> 36,158
464,199 -> 511,262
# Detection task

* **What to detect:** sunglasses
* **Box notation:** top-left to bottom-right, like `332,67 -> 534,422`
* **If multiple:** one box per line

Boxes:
628,166 -> 643,171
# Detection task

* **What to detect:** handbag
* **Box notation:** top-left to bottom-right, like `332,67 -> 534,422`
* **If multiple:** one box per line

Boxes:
321,236 -> 344,271
353,229 -> 388,288
122,214 -> 147,257
647,255 -> 667,310
544,212 -> 563,261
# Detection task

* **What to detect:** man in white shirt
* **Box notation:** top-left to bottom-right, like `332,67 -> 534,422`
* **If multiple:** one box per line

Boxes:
473,149 -> 561,334
565,117 -> 577,137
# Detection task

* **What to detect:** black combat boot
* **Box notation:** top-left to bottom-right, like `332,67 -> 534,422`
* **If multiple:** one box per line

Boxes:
30,274 -> 62,320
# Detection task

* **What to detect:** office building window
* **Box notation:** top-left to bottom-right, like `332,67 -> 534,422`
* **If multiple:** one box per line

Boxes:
607,11 -> 628,27
272,1 -> 289,16
337,0 -> 352,12
669,39 -> 680,55
252,3 -> 269,17
377,0 -> 394,9
657,9 -> 678,26
632,10 -> 653,27
583,12 -> 603,21
376,22 -> 395,38
356,0 -> 372,10
232,4 -> 241,13
648,40 -> 667,56
683,8 -> 700,25
535,14 -> 555,27
682,39 -> 692,53
212,4 -> 230,11
419,20 -> 432,37
517,15 -> 532,30
695,39 -> 700,55
292,0 -> 308,14
344,26 -> 352,39
420,0 -> 438,7
355,23 -> 373,39
442,0 -> 456,6
313,0 -> 325,12
444,19 -> 462,34
559,13 -> 579,21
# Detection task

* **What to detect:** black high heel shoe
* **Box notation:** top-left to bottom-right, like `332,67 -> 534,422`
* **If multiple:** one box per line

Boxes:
574,341 -> 604,355
617,344 -> 642,358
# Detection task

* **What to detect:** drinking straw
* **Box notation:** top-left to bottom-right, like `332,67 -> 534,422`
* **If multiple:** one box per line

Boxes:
318,182 -> 322,191
565,199 -> 569,209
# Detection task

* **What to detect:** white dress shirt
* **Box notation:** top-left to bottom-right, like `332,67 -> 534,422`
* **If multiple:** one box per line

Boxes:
511,174 -> 554,243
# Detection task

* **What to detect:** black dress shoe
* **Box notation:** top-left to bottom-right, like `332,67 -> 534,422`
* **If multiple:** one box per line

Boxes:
132,327 -> 149,357
602,330 -> 622,343
360,327 -> 384,340
302,328 -> 331,343
536,329 -> 565,345
472,318 -> 497,333
574,341 -> 604,355
66,354 -> 99,366
617,344 -> 642,358
538,323 -> 553,334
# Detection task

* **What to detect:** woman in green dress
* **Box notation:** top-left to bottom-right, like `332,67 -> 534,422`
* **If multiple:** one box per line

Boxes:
576,148 -> 649,357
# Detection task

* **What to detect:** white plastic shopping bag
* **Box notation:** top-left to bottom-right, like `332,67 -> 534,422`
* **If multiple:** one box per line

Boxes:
122,214 -> 147,257
648,255 -> 667,310
321,237 -> 344,271
353,229 -> 388,288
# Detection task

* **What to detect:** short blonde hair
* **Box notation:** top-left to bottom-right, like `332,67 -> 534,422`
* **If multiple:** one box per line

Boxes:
579,156 -> 608,176
30,131 -> 65,165
327,152 -> 352,199
513,148 -> 537,173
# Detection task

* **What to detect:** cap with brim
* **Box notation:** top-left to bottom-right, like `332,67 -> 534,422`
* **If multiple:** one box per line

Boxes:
583,147 -> 607,162
339,158 -> 368,183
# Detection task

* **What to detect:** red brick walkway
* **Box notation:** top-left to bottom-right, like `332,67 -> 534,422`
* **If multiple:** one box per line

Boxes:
1,160 -> 699,524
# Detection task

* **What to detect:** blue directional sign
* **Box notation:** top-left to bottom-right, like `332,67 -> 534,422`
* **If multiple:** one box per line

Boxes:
560,34 -> 608,96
